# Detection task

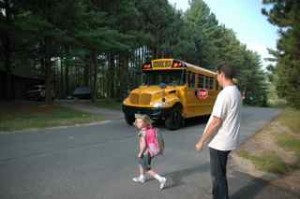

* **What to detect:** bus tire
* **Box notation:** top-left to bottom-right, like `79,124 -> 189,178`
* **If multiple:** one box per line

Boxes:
165,105 -> 183,130
125,114 -> 135,126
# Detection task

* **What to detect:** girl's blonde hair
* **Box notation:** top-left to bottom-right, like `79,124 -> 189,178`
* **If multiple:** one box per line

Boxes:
134,114 -> 153,126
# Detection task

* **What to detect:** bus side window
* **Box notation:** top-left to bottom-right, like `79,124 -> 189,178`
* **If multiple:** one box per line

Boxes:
205,77 -> 208,89
204,76 -> 213,89
209,77 -> 214,90
188,71 -> 195,88
198,75 -> 205,88
181,70 -> 186,84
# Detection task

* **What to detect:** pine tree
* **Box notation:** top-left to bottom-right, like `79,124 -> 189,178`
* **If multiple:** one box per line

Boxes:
262,0 -> 300,108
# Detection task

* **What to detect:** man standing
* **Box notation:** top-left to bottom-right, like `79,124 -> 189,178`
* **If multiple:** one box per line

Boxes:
195,64 -> 242,199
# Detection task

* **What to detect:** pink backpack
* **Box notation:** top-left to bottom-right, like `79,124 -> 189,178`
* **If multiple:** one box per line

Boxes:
145,127 -> 164,157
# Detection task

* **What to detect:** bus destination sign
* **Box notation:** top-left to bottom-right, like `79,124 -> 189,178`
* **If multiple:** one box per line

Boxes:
152,60 -> 172,69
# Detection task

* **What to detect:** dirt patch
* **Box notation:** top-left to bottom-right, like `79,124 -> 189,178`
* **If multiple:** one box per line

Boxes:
272,170 -> 300,194
231,115 -> 300,194
239,122 -> 297,165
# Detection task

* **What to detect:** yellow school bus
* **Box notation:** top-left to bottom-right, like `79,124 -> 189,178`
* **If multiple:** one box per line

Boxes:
122,58 -> 220,130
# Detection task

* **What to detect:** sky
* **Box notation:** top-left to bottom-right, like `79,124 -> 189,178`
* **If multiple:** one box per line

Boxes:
168,0 -> 279,67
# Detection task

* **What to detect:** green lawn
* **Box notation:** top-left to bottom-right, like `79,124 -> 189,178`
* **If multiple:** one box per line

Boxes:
238,150 -> 291,174
94,99 -> 122,110
0,103 -> 103,132
238,108 -> 300,175
276,109 -> 300,169
276,108 -> 300,135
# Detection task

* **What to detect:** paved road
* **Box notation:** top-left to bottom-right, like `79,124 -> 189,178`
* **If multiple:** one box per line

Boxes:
0,107 -> 299,199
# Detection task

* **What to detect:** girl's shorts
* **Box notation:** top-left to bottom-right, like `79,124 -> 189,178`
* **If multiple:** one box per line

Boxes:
138,153 -> 152,171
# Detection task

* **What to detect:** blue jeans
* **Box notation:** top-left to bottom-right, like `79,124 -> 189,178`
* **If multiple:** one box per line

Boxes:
209,147 -> 231,199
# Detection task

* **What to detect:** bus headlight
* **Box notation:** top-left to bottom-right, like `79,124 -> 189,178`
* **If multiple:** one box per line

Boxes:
153,101 -> 169,108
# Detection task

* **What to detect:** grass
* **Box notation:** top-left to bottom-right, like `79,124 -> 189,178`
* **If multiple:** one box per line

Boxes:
238,150 -> 290,174
276,108 -> 300,134
277,133 -> 300,155
267,99 -> 287,108
276,108 -> 300,168
0,103 -> 103,132
238,108 -> 300,175
94,99 -> 122,110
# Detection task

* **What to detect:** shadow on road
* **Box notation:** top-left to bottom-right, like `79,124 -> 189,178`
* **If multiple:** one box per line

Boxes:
162,165 -> 300,198
184,115 -> 210,127
154,115 -> 210,130
164,162 -> 210,189
229,171 -> 300,199
230,177 -> 267,199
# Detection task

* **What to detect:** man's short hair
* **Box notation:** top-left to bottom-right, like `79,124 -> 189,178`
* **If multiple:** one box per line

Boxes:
216,63 -> 236,79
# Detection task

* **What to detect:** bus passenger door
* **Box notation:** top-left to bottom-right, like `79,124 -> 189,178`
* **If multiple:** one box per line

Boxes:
196,75 -> 218,115
184,72 -> 201,118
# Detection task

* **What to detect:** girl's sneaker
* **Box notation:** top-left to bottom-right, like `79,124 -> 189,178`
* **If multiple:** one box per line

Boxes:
159,177 -> 167,190
132,176 -> 145,183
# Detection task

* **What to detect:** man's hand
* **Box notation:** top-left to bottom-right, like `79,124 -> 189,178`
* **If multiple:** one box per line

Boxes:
195,116 -> 222,152
138,153 -> 142,158
195,140 -> 205,152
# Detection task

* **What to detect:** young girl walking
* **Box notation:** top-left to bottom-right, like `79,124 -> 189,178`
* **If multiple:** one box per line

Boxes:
132,114 -> 167,190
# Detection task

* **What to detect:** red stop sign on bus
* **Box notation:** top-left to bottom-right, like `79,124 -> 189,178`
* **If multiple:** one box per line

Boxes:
196,89 -> 208,100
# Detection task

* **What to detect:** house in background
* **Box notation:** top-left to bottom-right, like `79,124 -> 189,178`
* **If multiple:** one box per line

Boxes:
0,70 -> 44,100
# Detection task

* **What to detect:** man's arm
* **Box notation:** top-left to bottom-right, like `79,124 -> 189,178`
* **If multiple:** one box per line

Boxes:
195,116 -> 223,151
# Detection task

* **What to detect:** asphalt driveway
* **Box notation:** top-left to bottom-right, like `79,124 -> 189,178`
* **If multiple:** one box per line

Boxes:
0,106 -> 298,199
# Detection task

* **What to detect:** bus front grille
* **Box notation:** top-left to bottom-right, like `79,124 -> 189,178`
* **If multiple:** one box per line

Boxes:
129,93 -> 139,104
129,93 -> 151,105
139,94 -> 151,105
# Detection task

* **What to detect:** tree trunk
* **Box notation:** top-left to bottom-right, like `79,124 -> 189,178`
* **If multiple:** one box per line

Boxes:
119,54 -> 129,100
90,50 -> 98,103
44,37 -> 53,105
45,57 -> 52,104
65,58 -> 69,96
3,34 -> 13,100
60,57 -> 64,98
84,55 -> 90,86
3,0 -> 13,100
108,54 -> 115,98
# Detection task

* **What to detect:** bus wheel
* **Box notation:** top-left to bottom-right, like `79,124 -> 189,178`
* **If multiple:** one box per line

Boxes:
165,106 -> 183,130
125,114 -> 135,126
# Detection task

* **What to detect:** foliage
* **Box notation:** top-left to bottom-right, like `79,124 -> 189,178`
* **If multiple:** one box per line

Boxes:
0,0 -> 269,106
262,0 -> 300,109
180,0 -> 268,106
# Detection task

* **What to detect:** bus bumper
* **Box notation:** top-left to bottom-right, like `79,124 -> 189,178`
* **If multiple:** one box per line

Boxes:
122,105 -> 173,121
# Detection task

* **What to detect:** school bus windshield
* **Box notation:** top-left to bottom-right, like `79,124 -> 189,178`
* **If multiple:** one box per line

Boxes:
143,70 -> 186,86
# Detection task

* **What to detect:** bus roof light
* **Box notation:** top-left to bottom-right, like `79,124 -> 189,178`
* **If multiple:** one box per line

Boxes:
173,61 -> 183,68
143,63 -> 152,69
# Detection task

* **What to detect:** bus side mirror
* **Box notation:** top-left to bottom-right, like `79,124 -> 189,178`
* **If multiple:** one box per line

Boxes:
159,83 -> 167,89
